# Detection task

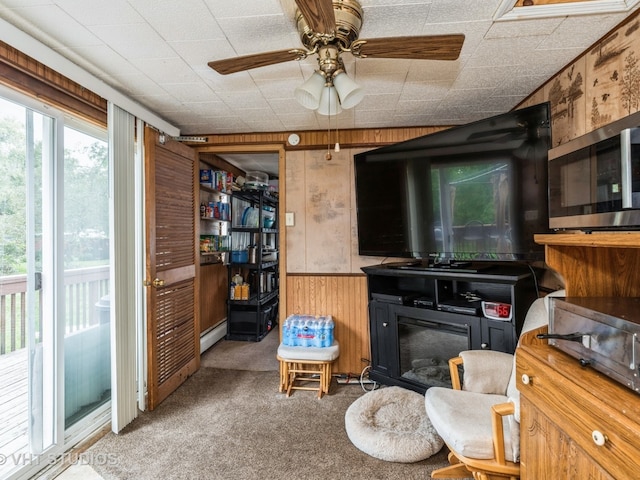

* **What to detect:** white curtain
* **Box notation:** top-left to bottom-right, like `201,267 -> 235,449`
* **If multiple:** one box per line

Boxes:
108,102 -> 139,433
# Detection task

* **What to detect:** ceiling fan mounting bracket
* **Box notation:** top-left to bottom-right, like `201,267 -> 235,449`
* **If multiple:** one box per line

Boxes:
296,0 -> 363,52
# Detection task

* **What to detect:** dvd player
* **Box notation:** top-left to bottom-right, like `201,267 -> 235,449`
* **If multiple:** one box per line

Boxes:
413,297 -> 435,308
437,300 -> 481,316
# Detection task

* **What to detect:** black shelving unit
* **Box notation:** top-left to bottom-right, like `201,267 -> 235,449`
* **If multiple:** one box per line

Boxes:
227,189 -> 279,341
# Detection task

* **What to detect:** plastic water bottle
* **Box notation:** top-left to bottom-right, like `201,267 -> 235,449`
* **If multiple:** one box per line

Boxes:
290,316 -> 299,346
327,317 -> 334,347
283,317 -> 292,346
320,317 -> 329,347
311,319 -> 322,347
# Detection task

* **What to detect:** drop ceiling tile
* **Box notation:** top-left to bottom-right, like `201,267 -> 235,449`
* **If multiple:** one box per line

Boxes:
135,57 -> 201,84
2,5 -> 102,48
106,72 -> 169,95
356,93 -> 401,111
360,4 -> 433,37
56,0 -> 144,26
215,14 -> 294,56
427,0 -> 502,23
401,81 -> 451,101
360,77 -> 405,95
453,65 -> 514,89
202,0 -> 284,18
406,60 -> 462,83
128,0 -> 225,41
88,23 -> 176,59
160,82 -> 217,102
169,39 -> 238,66
486,17 -> 562,38
0,0 -> 54,6
221,91 -> 271,109
62,45 -> 140,76
537,13 -> 629,49
466,36 -> 544,68
255,77 -> 304,99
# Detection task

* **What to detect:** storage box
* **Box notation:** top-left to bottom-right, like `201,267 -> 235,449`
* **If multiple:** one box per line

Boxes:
231,250 -> 248,263
228,304 -> 274,336
282,314 -> 334,347
244,170 -> 268,190
200,169 -> 213,188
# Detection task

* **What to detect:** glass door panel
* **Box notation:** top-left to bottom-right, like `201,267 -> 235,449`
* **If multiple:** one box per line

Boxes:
0,96 -> 54,477
0,94 -> 110,478
62,126 -> 110,429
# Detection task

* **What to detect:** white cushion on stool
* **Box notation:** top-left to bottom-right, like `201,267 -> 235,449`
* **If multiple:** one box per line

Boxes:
277,341 -> 340,362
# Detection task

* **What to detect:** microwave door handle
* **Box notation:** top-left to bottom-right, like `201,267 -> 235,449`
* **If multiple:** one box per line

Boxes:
621,128 -> 633,209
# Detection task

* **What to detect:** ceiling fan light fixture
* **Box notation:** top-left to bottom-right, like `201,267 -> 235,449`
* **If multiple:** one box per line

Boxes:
317,85 -> 342,116
294,71 -> 326,110
332,71 -> 364,109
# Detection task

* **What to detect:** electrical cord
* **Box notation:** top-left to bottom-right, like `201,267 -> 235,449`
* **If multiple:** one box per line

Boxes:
359,365 -> 378,392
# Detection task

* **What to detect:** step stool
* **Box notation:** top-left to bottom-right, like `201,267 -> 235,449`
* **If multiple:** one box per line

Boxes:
276,341 -> 340,398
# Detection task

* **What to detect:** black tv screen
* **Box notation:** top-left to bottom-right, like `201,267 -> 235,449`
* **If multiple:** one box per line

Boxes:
354,103 -> 551,262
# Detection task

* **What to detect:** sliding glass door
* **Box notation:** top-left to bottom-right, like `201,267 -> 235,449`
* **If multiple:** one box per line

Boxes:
0,91 -> 111,479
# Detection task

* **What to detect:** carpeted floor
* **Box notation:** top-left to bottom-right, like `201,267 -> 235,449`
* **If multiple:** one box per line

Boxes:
200,327 -> 280,371
87,331 -> 452,480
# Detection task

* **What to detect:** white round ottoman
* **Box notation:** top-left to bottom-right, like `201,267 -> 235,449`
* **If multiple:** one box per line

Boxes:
344,386 -> 444,463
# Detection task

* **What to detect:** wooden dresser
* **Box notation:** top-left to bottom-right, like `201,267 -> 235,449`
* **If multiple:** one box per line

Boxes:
514,233 -> 640,478
517,328 -> 640,479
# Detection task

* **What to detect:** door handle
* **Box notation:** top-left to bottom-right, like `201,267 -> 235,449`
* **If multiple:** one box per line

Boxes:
144,278 -> 165,288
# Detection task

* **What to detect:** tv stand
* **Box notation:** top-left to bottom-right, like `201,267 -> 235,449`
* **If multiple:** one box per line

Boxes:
363,261 -> 539,393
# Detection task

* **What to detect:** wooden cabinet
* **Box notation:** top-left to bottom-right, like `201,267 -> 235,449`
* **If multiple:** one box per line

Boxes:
517,332 -> 640,479
517,232 -> 640,479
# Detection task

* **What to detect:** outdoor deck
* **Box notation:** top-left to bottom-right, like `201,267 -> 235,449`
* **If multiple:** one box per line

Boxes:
0,348 -> 28,477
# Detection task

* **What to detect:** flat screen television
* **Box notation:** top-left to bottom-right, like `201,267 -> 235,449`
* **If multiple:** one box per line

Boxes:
354,102 -> 551,263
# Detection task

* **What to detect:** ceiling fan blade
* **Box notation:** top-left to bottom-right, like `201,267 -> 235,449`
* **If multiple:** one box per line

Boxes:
354,34 -> 465,61
208,49 -> 303,75
295,0 -> 336,35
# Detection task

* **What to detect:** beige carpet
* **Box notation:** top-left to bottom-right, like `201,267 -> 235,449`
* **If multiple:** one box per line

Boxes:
86,328 -> 452,480
200,327 -> 280,371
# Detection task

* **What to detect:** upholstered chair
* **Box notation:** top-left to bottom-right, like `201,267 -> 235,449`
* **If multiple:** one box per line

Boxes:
424,292 -> 560,479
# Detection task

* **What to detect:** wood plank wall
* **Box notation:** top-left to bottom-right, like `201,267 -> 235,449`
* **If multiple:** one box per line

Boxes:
187,126 -> 448,150
285,274 -> 370,376
199,263 -> 228,333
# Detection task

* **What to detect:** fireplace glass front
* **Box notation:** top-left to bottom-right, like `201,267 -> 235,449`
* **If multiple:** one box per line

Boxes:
398,316 -> 469,388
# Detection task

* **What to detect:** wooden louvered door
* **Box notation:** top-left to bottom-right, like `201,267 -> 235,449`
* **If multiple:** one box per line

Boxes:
144,127 -> 200,410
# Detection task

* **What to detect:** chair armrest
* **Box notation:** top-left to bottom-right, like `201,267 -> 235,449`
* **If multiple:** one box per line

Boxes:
491,401 -> 515,466
448,357 -> 464,390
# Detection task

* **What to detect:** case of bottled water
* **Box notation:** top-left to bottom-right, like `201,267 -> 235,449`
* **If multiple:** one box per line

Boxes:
282,314 -> 334,347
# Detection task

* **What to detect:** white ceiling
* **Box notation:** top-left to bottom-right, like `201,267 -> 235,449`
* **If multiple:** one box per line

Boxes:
0,0 -> 639,141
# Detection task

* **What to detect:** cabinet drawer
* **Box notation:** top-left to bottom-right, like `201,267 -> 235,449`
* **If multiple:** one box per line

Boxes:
517,347 -> 640,479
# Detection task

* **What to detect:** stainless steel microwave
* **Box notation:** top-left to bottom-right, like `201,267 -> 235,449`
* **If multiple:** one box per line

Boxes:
548,124 -> 640,230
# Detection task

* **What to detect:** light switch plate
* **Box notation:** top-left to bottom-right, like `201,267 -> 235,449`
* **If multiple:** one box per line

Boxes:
285,212 -> 295,226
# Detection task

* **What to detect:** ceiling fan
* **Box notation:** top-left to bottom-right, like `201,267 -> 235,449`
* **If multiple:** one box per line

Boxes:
208,0 -> 465,114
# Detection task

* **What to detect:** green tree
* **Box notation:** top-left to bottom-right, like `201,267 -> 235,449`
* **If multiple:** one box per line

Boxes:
0,116 -> 28,274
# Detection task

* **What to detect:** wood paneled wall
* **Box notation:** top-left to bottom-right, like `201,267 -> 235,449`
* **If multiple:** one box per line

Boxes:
285,274 -> 370,376
188,126 -> 448,150
518,9 -> 640,144
0,40 -> 107,126
199,263 -> 228,333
